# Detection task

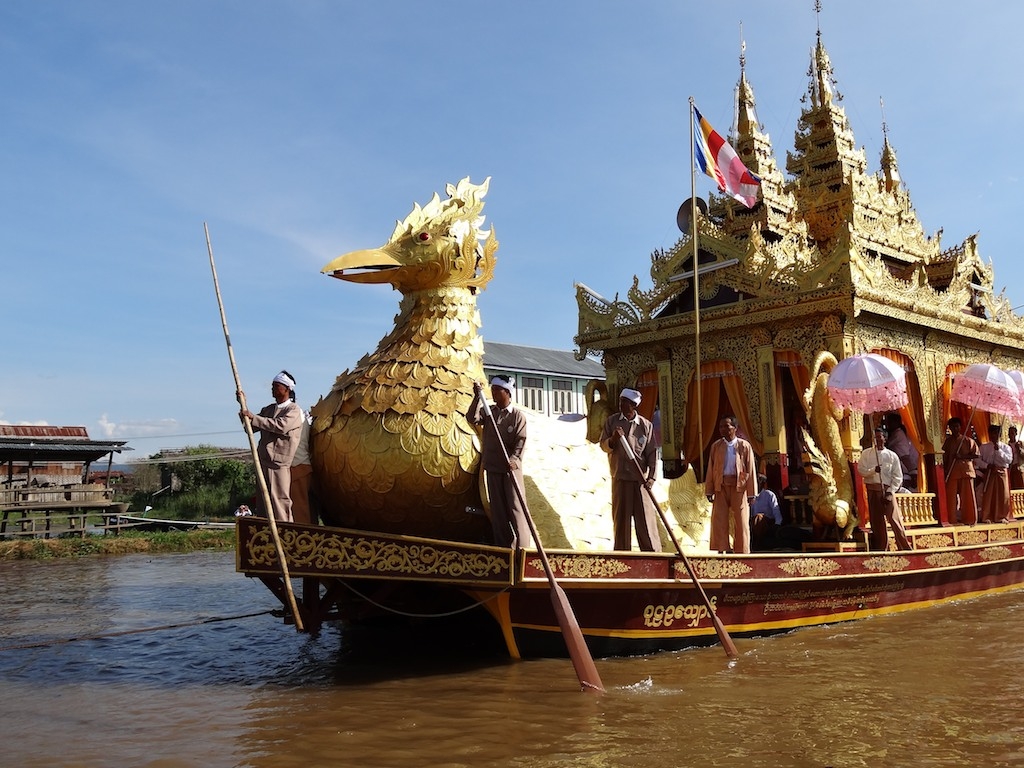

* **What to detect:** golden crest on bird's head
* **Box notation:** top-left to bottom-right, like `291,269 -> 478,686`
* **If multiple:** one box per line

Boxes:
321,177 -> 497,294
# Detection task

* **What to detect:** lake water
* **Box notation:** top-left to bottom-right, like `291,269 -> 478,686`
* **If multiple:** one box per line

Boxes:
1,550 -> 1022,767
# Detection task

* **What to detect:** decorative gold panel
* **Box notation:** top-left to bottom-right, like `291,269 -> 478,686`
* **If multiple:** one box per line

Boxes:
862,555 -> 911,573
778,557 -> 841,577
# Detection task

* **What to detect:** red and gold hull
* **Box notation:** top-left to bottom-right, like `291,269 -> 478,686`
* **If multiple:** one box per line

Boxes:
236,517 -> 1024,658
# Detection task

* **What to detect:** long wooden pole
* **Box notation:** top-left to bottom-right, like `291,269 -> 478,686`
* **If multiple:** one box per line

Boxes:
478,394 -> 604,692
689,98 -> 705,480
619,438 -> 739,659
204,223 -> 304,632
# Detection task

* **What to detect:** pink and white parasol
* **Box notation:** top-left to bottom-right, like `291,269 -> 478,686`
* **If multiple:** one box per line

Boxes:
1006,370 -> 1024,422
827,353 -> 909,413
950,363 -> 1021,420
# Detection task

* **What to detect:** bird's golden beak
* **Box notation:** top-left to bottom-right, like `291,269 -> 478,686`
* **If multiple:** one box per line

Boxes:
321,248 -> 401,284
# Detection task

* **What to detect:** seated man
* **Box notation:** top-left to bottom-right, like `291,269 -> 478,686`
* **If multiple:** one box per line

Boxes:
749,474 -> 782,551
884,413 -> 919,492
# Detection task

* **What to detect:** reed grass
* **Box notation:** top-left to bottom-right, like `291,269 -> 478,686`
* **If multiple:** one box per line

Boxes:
0,529 -> 236,560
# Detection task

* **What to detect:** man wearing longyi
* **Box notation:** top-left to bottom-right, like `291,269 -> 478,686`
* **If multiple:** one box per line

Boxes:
942,417 -> 978,525
858,426 -> 912,551
239,370 -> 304,522
466,375 -> 529,548
599,387 -> 662,552
705,415 -> 757,554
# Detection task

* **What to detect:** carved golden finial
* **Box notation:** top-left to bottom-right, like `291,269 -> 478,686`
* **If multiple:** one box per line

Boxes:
739,22 -> 746,73
879,97 -> 901,190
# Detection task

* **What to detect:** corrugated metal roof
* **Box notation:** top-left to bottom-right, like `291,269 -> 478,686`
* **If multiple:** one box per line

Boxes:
0,425 -> 90,439
0,438 -> 129,463
483,341 -> 605,378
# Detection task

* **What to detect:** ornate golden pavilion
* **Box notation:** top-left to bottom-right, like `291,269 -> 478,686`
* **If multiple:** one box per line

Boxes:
574,28 -> 1024,511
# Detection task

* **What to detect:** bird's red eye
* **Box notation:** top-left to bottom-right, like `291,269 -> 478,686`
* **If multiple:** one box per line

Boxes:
417,232 -> 431,242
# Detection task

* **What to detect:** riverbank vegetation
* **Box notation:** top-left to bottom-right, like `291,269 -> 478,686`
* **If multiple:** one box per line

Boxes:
0,529 -> 236,561
126,445 -> 257,520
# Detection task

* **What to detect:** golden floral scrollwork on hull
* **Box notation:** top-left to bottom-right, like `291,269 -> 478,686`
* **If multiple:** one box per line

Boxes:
536,556 -> 631,579
914,533 -> 954,549
978,546 -> 1013,561
957,530 -> 988,546
924,552 -> 965,569
245,527 -> 511,583
778,557 -> 841,577
862,555 -> 912,573
989,528 -> 1020,543
689,559 -> 752,580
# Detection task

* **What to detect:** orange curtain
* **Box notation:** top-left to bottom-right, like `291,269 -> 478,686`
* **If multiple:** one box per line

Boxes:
723,370 -> 763,456
684,363 -> 721,467
875,349 -> 929,489
775,350 -> 810,462
943,363 -> 991,444
635,369 -> 658,422
683,360 -> 763,465
775,350 -> 810,403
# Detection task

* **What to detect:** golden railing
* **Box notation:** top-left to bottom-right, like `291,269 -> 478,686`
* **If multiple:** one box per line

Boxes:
894,493 -> 936,527
785,492 -> 938,528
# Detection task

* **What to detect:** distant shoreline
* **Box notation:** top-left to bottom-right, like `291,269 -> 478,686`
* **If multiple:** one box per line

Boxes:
0,529 -> 235,560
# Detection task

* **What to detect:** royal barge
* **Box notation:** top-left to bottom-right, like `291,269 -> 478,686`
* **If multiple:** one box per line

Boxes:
237,23 -> 1024,668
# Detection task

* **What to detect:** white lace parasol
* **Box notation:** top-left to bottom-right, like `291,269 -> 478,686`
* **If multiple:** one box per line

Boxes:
827,353 -> 909,414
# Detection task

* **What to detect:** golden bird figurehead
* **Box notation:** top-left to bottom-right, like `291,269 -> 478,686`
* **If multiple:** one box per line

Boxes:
322,177 -> 497,294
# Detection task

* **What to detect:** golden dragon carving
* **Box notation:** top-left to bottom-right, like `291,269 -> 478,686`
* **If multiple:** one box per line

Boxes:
801,351 -> 856,539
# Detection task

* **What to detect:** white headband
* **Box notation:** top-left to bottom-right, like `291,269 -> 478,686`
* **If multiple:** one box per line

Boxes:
620,388 -> 642,405
273,372 -> 296,389
490,376 -> 515,393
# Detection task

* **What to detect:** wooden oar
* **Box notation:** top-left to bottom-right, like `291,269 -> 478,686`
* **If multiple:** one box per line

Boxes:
477,395 -> 604,692
618,438 -> 738,658
204,223 -> 304,632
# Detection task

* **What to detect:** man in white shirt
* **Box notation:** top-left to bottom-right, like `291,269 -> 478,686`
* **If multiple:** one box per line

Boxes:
857,426 -> 911,551
706,415 -> 757,554
977,424 -> 1014,523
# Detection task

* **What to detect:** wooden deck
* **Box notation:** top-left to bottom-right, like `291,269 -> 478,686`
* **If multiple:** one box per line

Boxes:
0,484 -> 130,538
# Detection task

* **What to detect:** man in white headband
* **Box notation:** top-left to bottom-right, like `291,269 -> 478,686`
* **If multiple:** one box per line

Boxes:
466,375 -> 529,548
239,370 -> 304,522
599,387 -> 662,552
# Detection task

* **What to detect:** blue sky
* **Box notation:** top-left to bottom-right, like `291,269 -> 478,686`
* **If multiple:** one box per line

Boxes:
3,1 -> 1021,459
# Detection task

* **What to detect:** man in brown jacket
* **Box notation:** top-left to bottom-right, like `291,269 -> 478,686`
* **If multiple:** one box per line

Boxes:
239,370 -> 304,522
942,417 -> 978,525
706,415 -> 757,553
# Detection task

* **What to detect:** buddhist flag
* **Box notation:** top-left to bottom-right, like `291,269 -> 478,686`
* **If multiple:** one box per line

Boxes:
692,104 -> 761,208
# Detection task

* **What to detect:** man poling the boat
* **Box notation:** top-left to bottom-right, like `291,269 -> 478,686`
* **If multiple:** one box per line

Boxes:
599,388 -> 663,552
474,393 -> 604,693
617,435 -> 739,659
466,376 -> 529,548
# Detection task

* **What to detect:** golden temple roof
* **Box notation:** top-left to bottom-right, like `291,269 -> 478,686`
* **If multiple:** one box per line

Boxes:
576,25 -> 1024,359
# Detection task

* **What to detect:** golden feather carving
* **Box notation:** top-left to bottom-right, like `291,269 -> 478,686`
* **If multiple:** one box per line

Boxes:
309,178 -> 716,551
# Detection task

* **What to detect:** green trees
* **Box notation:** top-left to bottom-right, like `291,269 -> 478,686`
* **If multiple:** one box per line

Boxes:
129,445 -> 256,520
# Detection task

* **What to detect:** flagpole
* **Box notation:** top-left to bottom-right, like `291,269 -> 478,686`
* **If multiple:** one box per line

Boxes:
689,97 -> 705,480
